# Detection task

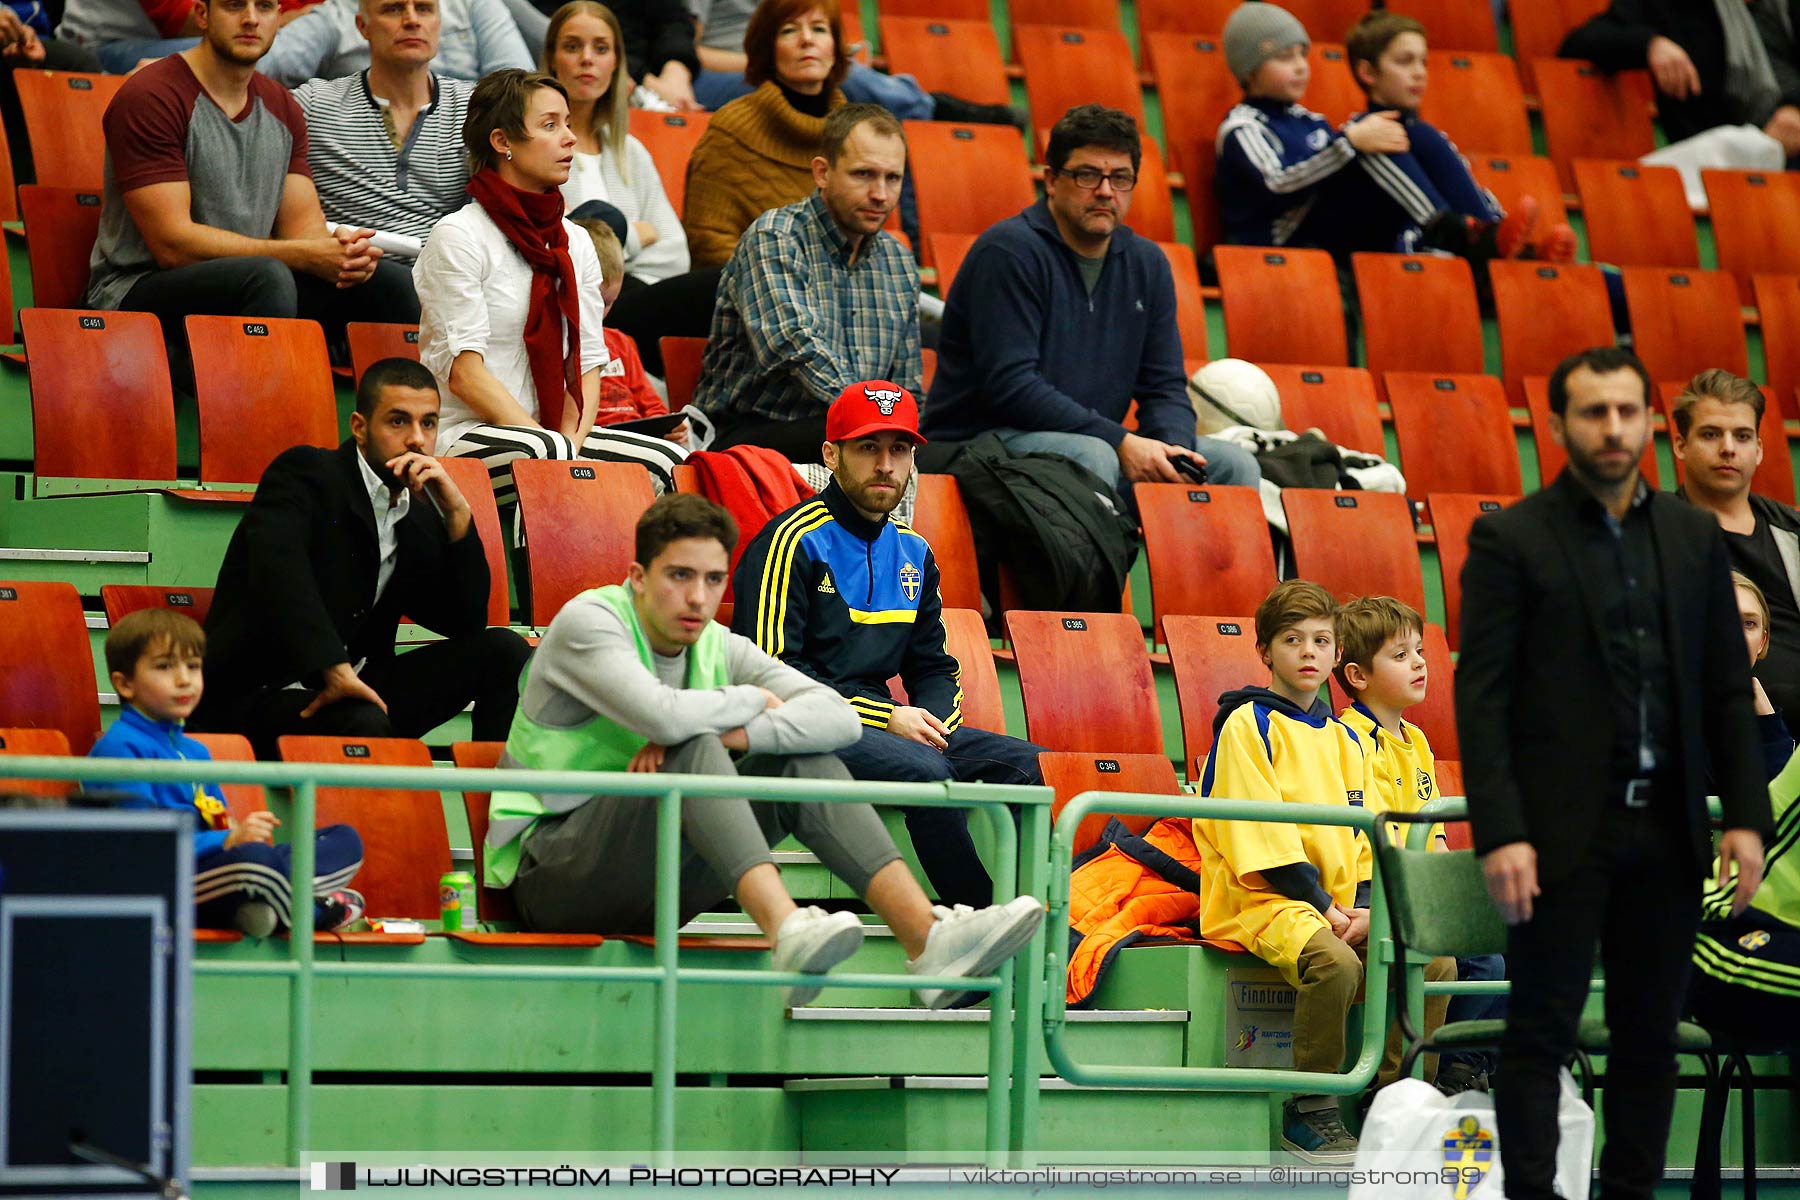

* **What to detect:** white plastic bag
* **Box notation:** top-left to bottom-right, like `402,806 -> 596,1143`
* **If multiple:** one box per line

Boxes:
1348,1069 -> 1593,1198
1641,125 -> 1787,211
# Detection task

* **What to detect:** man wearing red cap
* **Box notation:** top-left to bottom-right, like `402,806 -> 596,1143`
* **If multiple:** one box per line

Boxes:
733,380 -> 1046,908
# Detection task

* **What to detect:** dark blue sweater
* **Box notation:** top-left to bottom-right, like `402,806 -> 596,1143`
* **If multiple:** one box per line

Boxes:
920,198 -> 1193,450
88,705 -> 232,860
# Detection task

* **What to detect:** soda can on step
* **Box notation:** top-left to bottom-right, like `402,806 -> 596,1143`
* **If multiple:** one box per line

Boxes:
439,871 -> 477,931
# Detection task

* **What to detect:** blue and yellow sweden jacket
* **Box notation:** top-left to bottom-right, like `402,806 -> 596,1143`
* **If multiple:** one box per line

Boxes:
731,481 -> 962,731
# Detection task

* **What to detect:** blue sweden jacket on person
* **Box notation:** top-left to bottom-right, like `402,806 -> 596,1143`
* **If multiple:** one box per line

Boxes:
87,705 -> 232,860
919,197 -> 1194,451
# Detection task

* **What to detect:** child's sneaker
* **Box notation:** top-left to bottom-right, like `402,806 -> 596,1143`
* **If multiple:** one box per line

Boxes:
907,896 -> 1045,1010
233,901 -> 278,938
772,906 -> 866,1007
315,889 -> 365,933
1535,222 -> 1578,264
1282,1095 -> 1358,1164
1493,194 -> 1540,259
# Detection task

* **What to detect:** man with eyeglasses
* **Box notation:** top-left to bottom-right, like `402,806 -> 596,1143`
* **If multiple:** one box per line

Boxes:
920,102 -> 1260,493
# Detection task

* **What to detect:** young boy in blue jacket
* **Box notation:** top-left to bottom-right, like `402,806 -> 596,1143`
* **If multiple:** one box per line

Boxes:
87,609 -> 365,936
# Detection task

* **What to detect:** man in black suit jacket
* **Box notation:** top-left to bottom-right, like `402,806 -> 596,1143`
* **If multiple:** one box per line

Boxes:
1456,347 -> 1770,1200
194,357 -> 531,758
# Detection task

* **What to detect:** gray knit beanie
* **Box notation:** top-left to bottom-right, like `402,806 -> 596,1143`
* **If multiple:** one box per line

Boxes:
1223,2 -> 1311,84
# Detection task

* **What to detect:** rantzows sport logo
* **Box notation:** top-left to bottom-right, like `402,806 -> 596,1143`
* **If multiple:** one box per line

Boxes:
1232,1025 -> 1258,1052
311,1162 -> 355,1190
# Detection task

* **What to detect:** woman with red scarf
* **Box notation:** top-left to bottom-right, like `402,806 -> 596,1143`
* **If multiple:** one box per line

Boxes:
415,68 -> 687,510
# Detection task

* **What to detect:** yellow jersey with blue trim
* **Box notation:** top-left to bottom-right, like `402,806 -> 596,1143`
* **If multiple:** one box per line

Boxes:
1337,702 -> 1443,850
730,480 -> 963,731
1194,691 -> 1379,983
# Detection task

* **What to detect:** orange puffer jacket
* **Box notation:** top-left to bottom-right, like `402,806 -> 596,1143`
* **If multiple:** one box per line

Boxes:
1066,816 -> 1207,1006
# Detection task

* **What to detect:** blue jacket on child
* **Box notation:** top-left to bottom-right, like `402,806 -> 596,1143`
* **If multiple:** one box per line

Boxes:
88,706 -> 232,860
1215,96 -> 1360,248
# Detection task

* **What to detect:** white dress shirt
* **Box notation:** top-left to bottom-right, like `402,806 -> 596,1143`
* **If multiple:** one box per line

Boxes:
414,200 -> 611,450
355,448 -> 411,607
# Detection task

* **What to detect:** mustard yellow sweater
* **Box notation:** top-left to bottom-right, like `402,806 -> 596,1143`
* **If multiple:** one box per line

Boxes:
681,81 -> 846,269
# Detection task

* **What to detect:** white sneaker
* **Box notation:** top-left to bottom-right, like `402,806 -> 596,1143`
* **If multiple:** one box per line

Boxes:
907,896 -> 1045,1010
630,83 -> 677,112
771,906 -> 866,1007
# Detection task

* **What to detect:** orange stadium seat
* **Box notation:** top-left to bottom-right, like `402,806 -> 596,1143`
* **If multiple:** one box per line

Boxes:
0,581 -> 102,754
1436,758 -> 1474,848
878,18 -> 1010,106
0,252 -> 13,344
1117,139 -> 1175,244
1259,365 -> 1386,456
1533,61 -> 1656,188
1303,44 -> 1364,126
889,607 -> 1005,734
1522,375 -> 1661,489
0,121 -> 13,221
1489,261 -> 1616,404
1279,0 -> 1372,41
1143,32 -> 1236,252
928,232 -> 977,295
434,456 -> 512,627
1014,26 -> 1143,137
903,122 -> 1035,266
1659,383 -> 1795,507
1283,490 -> 1426,611
1164,614 -> 1265,770
1620,267 -> 1748,383
1386,0 -> 1500,51
1468,153 -> 1570,232
100,585 -> 216,628
1572,160 -> 1698,269
185,731 -> 265,825
19,186 -> 102,310
1136,0 -> 1236,36
1215,245 -> 1349,365
878,0 -> 986,19
1387,372 -> 1523,500
186,315 -> 339,486
920,347 -> 937,390
1009,0 -> 1120,31
1006,610 -> 1162,754
0,727 -> 72,797
1703,169 -> 1800,303
1413,622 -> 1459,758
1353,253 -> 1484,383
345,322 -> 421,385
1418,53 -> 1531,156
627,110 -> 710,218
660,336 -> 706,410
16,70 -> 125,190
1511,0 -> 1608,89
1136,483 -> 1277,640
1754,274 -> 1800,419
1155,240 -> 1208,361
513,460 -> 655,626
908,474 -> 983,611
277,735 -> 451,922
1427,493 -> 1515,650
22,308 -> 177,485
1038,751 -> 1176,858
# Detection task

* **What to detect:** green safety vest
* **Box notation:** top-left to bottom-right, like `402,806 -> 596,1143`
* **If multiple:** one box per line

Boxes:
485,583 -> 732,888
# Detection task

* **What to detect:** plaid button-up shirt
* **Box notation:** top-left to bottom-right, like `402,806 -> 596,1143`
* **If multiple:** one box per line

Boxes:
695,194 -> 921,423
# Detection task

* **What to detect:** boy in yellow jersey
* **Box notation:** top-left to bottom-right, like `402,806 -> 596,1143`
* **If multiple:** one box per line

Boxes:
1334,596 -> 1491,1095
1196,580 -> 1451,1163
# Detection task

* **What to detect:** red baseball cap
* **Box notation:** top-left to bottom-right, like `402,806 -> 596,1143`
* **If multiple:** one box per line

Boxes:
826,380 -> 927,445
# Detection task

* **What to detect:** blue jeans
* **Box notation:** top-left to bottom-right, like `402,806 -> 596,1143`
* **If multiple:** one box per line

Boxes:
993,428 -> 1262,492
1440,952 -> 1507,1078
833,722 -> 1044,908
693,61 -> 935,120
97,36 -> 198,73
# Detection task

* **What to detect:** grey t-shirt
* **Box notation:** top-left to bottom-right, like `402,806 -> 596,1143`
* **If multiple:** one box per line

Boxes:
517,589 -> 862,756
1076,251 -> 1106,297
87,55 -> 311,310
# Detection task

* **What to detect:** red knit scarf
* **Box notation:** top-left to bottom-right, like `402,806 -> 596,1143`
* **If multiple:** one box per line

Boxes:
467,167 -> 582,431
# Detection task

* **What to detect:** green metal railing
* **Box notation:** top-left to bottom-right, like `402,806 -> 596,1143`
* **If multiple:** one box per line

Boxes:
1044,793 -> 1400,1095
0,754 -> 1052,1167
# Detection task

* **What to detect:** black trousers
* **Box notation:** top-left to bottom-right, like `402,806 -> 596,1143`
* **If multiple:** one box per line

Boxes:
1497,803 -> 1701,1199
602,268 -> 723,378
707,412 -> 829,462
205,629 -> 532,760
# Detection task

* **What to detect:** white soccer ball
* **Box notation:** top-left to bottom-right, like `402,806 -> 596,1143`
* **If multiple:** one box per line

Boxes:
1189,358 -> 1282,434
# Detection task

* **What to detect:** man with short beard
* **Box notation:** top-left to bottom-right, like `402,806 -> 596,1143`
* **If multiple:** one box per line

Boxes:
87,0 -> 415,347
732,382 -> 1045,910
